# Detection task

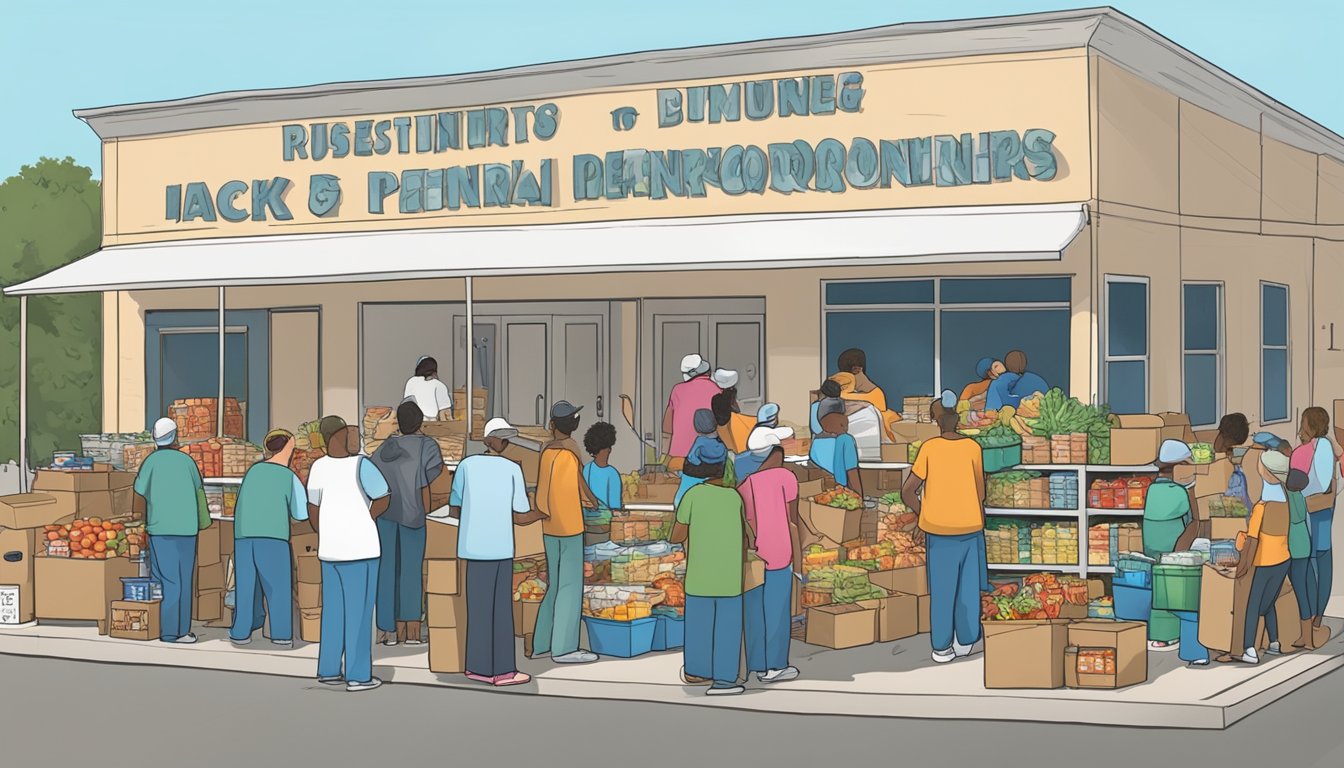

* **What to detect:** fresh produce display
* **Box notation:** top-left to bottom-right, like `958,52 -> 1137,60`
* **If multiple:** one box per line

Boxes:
610,545 -> 685,584
844,538 -> 926,571
986,471 -> 1043,508
650,574 -> 685,607
1088,476 -> 1155,509
1088,522 -> 1143,566
985,519 -> 1079,566
877,508 -> 919,543
294,420 -> 326,451
79,432 -> 154,470
609,511 -> 675,545
1077,648 -> 1117,675
1088,596 -> 1115,618
1204,495 -> 1249,518
981,573 -> 1089,621
983,583 -> 1046,621
802,544 -> 842,575
806,565 -> 885,603
802,583 -> 835,607
1190,442 -> 1214,464
582,585 -> 663,621
45,518 -> 145,559
813,487 -> 862,511
1027,389 -> 1112,464
513,579 -> 547,602
972,423 -> 1022,449
619,471 -> 643,499
169,397 -> 245,441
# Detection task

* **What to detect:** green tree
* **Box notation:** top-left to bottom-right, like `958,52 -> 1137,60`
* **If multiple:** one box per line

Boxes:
0,158 -> 102,466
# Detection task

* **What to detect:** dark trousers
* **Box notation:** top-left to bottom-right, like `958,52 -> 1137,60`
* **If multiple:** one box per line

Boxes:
1288,557 -> 1318,621
465,559 -> 515,678
1245,561 -> 1291,650
1311,549 -> 1333,617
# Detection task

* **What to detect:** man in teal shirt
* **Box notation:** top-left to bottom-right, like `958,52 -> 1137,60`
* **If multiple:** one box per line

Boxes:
230,428 -> 309,648
133,417 -> 210,644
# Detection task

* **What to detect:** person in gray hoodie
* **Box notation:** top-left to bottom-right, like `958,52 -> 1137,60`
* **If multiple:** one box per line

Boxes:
371,401 -> 445,645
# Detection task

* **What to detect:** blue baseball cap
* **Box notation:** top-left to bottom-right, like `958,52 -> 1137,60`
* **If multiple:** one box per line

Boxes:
757,403 -> 780,425
975,357 -> 995,378
1252,431 -> 1283,451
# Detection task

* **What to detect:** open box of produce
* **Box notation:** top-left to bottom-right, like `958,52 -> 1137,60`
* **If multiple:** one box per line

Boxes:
609,510 -> 675,546
982,573 -> 1090,621
805,564 -> 886,604
582,584 -> 665,621
972,425 -> 1023,473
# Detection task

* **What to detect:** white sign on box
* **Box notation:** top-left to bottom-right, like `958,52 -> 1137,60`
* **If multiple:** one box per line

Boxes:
0,585 -> 20,626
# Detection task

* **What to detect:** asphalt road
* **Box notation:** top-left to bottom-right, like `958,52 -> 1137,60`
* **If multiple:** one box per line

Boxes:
2,653 -> 1342,767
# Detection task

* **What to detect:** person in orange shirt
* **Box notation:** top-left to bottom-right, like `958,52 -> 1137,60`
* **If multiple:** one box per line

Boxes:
901,389 -> 986,664
1235,450 -> 1296,663
710,385 -> 755,456
958,358 -> 1004,412
831,348 -> 902,441
532,400 -> 600,664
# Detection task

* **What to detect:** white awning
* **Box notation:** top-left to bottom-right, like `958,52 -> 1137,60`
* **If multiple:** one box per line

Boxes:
4,203 -> 1088,296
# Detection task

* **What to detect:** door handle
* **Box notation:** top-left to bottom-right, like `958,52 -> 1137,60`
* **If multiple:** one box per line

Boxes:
597,395 -> 604,418
745,364 -> 757,380
536,395 -> 545,426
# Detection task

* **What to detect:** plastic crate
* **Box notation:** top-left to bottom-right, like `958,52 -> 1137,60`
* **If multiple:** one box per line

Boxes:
1153,564 -> 1202,612
1112,583 -> 1153,622
982,444 -> 1023,473
651,612 -> 685,651
121,577 -> 162,602
1115,568 -> 1152,589
583,616 -> 656,658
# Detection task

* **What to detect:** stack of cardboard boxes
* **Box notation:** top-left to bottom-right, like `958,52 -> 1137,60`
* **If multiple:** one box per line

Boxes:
0,494 -> 64,627
193,522 -> 225,625
293,530 -> 322,643
425,518 -> 467,674
984,618 -> 1149,690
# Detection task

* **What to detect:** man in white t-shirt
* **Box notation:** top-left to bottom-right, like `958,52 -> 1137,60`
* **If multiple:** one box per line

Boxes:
306,417 -> 391,692
403,356 -> 453,421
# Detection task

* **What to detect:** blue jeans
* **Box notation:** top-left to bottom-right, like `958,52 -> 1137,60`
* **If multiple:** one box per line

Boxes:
231,538 -> 293,643
684,594 -> 743,686
148,534 -> 197,641
1288,557 -> 1318,621
533,534 -> 583,657
744,567 -> 793,673
375,519 -> 427,632
1312,548 -> 1333,618
318,559 -> 378,684
926,531 -> 986,652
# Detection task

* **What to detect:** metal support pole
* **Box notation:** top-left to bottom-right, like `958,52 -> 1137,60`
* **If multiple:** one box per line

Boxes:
465,276 -> 474,454
218,286 -> 226,437
18,295 -> 29,492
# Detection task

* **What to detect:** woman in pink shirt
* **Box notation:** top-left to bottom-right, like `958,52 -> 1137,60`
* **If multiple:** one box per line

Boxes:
740,437 -> 807,684
663,354 -> 722,471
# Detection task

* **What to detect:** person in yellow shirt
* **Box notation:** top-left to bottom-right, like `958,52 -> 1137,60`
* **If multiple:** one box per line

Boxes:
1235,450 -> 1295,664
533,400 -> 600,664
831,348 -> 902,441
901,390 -> 986,665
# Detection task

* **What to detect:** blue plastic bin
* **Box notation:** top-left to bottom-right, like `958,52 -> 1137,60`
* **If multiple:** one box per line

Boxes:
1112,583 -> 1153,622
651,613 -> 685,651
121,577 -> 162,602
583,616 -> 657,658
1115,568 -> 1152,589
1173,610 -> 1209,664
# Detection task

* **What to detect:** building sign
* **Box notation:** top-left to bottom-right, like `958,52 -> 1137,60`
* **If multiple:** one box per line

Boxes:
162,71 -> 1059,223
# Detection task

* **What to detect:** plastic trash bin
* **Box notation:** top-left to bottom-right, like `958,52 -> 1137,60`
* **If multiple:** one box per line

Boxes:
1153,564 -> 1202,612
1173,610 -> 1208,664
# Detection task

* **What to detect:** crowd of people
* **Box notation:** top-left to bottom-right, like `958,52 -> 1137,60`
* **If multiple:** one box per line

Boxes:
125,347 -> 1339,696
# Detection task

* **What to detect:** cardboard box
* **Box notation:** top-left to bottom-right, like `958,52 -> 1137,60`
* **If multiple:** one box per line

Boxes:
34,554 -> 138,631
109,599 -> 161,641
428,592 -> 467,629
294,551 -> 321,584
869,565 -> 929,597
291,529 -> 318,557
0,528 -> 38,624
801,499 -> 862,545
857,591 -> 919,642
217,518 -> 233,558
500,442 -> 540,486
805,603 -> 876,649
1109,415 -> 1163,466
33,467 -> 135,493
1156,412 -> 1197,444
426,559 -> 464,596
195,561 -> 225,592
744,554 -> 766,592
193,588 -> 224,622
426,518 -> 459,559
300,608 -> 321,643
0,493 -> 70,530
918,594 -> 930,634
983,619 -> 1070,689
197,524 -> 221,567
1065,620 -> 1147,689
1208,516 -> 1249,540
1242,448 -> 1265,504
44,490 -> 114,521
880,443 -> 910,464
512,597 -> 541,637
429,624 -> 468,674
890,421 -> 942,443
1196,563 -> 1286,654
296,580 -> 322,609
514,521 -> 545,559
1194,458 -> 1236,498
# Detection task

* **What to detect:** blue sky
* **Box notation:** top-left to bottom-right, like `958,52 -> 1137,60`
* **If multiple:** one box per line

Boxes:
2,1 -> 1340,179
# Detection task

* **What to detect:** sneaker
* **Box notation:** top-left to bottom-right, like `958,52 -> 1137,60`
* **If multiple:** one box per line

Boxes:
931,648 -> 957,664
230,636 -> 252,647
1265,642 -> 1283,656
1148,640 -> 1179,652
346,678 -> 384,692
1240,648 -> 1260,665
169,634 -> 198,645
954,639 -> 983,658
404,638 -> 424,646
705,683 -> 745,696
380,635 -> 399,647
317,676 -> 344,686
272,639 -> 293,649
758,667 -> 800,684
680,667 -> 713,686
1189,659 -> 1210,667
552,650 -> 599,664
465,672 -> 495,684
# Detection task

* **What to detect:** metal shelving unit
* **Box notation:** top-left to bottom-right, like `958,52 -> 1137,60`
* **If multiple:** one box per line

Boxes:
985,507 -> 1077,518
203,477 -> 242,486
986,562 -> 1083,574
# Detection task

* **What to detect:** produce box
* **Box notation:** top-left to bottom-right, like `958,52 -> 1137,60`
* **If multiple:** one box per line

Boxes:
983,619 -> 1070,689
427,593 -> 466,629
1021,436 -> 1050,465
869,565 -> 928,596
197,523 -> 221,567
196,561 -> 225,592
584,615 -> 656,658
918,594 -> 930,634
35,553 -> 139,633
1193,458 -> 1236,497
0,528 -> 37,624
122,444 -> 155,472
429,624 -> 468,673
1064,620 -> 1147,689
1109,415 -> 1163,466
856,590 -> 918,642
0,493 -> 70,530
805,603 -> 877,649
609,510 -> 674,546
879,443 -> 909,463
1208,516 -> 1248,540
1155,412 -> 1197,444
802,488 -> 863,544
109,599 -> 161,641
982,443 -> 1023,473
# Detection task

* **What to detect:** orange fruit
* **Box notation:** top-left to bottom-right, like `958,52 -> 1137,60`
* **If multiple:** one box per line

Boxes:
47,531 -> 60,541
89,517 -> 103,527
102,521 -> 114,530
97,531 -> 108,541
94,542 -> 107,553
81,526 -> 94,536
82,537 -> 95,549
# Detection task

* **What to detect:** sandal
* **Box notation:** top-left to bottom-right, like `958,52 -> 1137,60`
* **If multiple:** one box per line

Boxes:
492,672 -> 532,687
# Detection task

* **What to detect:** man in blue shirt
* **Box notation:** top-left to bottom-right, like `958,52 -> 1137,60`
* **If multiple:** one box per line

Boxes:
987,350 -> 1049,410
450,417 -> 545,687
809,398 -> 863,498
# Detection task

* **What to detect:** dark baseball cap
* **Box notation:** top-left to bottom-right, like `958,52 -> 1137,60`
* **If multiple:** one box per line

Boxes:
319,415 -> 348,446
551,401 -> 584,419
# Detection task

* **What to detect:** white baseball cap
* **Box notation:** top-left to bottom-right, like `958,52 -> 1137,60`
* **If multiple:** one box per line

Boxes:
712,368 -> 739,389
483,417 -> 518,440
152,417 -> 178,446
680,354 -> 709,379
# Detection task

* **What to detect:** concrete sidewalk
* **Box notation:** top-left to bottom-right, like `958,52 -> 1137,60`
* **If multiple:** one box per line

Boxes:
3,611 -> 1342,729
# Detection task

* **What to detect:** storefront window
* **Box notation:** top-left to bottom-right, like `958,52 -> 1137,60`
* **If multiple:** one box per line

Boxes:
822,277 -> 1070,405
1261,282 -> 1290,423
1182,283 -> 1222,427
1104,276 -> 1148,414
